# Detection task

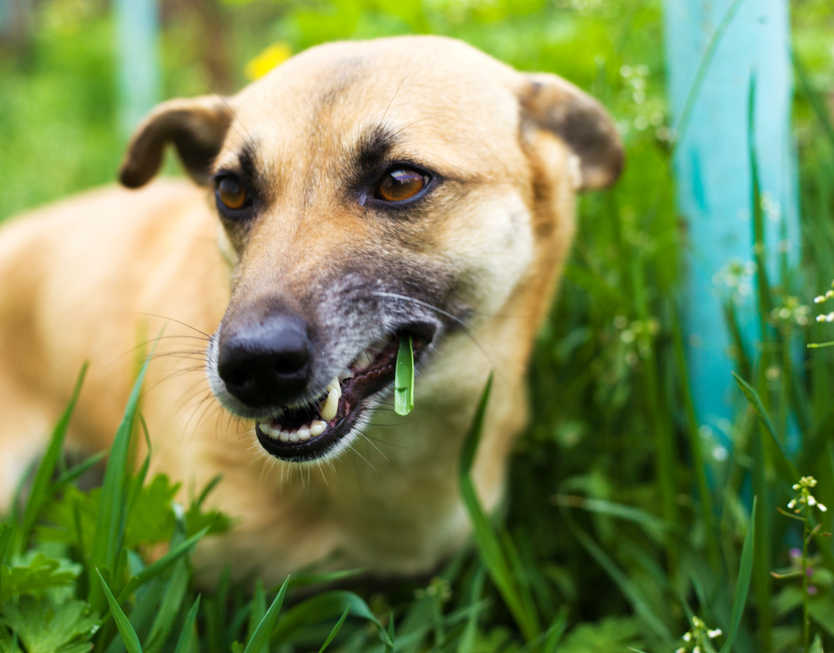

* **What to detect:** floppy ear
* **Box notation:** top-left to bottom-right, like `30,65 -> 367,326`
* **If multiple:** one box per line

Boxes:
119,95 -> 233,188
518,73 -> 623,191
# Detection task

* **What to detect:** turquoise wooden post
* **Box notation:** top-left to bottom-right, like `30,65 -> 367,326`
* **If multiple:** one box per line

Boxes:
664,0 -> 800,444
115,0 -> 159,136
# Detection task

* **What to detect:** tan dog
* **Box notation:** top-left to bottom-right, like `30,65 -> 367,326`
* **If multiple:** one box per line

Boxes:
0,36 -> 621,585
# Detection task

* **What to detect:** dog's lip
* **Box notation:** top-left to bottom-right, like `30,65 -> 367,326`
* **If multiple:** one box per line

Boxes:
254,324 -> 434,462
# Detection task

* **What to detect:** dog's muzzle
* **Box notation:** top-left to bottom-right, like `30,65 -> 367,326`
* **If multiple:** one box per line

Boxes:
214,303 -> 435,462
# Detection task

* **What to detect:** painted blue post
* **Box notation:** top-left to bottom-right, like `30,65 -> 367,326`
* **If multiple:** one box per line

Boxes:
663,0 -> 800,442
115,0 -> 160,136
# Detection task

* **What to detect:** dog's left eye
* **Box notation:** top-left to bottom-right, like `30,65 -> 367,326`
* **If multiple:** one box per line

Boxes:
215,176 -> 249,211
375,168 -> 429,204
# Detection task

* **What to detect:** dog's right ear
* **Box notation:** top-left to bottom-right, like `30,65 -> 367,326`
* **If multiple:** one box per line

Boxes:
119,95 -> 233,188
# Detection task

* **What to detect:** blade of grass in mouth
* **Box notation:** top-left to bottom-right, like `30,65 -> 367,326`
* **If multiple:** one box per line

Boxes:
394,336 -> 414,416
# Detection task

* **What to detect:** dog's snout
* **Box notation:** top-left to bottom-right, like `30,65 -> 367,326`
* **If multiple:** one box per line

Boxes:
218,309 -> 312,408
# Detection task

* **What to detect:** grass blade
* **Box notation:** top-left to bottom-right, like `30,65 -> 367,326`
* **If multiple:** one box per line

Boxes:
733,372 -> 799,483
457,566 -> 485,653
144,560 -> 190,653
317,605 -> 350,652
394,336 -> 414,416
570,524 -> 670,640
243,575 -> 290,653
89,354 -> 153,611
97,568 -> 143,653
120,527 -> 208,598
247,579 -> 266,643
458,374 -> 540,641
15,363 -> 87,554
172,596 -> 201,653
269,590 -> 392,647
719,497 -> 757,653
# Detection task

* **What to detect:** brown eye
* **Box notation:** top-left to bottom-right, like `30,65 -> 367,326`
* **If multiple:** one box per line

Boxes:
376,168 -> 427,203
217,176 -> 248,210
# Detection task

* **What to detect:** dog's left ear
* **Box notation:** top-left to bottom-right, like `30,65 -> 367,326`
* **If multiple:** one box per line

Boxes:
518,73 -> 623,191
119,95 -> 233,188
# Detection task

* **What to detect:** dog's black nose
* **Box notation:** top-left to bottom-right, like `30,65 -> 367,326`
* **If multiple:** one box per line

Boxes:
218,309 -> 312,408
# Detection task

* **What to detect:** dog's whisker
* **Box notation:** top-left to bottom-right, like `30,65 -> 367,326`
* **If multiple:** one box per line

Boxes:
136,311 -> 213,339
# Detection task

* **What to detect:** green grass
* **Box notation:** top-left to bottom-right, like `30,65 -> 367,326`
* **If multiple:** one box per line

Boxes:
2,0 -> 834,651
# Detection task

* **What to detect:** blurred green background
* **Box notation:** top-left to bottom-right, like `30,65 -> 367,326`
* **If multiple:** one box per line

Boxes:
3,0 -> 834,651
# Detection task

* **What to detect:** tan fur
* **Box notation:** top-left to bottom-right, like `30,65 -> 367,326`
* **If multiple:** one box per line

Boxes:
0,36 -> 621,585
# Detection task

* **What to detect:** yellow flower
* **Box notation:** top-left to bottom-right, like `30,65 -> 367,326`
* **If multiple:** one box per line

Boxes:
245,43 -> 292,81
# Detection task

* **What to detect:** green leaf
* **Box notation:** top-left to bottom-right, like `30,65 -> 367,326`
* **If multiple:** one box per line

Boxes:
0,552 -> 80,601
394,336 -> 414,416
243,575 -> 290,653
0,596 -> 98,653
172,596 -> 201,653
719,496 -> 756,653
96,568 -> 143,653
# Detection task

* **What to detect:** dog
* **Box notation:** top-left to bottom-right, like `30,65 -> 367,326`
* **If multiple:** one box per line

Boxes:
0,35 -> 622,585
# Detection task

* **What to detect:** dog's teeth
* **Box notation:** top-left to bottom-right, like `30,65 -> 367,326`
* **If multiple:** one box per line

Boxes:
310,420 -> 326,436
338,369 -> 351,381
297,426 -> 310,441
320,377 -> 341,421
259,422 -> 282,439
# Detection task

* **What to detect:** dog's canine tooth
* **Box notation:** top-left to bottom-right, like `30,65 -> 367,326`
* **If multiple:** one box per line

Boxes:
320,377 -> 341,421
310,420 -> 326,436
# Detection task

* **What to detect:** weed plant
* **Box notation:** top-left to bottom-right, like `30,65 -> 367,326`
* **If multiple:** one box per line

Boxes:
2,0 -> 834,651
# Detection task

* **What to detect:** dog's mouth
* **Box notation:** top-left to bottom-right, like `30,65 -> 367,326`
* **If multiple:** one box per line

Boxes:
254,324 -> 434,462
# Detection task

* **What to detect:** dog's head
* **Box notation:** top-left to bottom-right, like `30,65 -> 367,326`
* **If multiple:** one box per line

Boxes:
119,36 -> 622,463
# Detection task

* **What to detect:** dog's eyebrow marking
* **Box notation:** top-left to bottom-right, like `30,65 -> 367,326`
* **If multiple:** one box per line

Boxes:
355,126 -> 397,171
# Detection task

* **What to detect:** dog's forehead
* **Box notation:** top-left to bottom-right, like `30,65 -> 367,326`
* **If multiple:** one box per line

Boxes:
224,37 -> 524,173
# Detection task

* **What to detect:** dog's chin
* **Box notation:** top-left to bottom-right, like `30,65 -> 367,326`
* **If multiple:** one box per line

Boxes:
210,325 -> 435,463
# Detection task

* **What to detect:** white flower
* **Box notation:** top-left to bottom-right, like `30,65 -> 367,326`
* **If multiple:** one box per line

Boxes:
819,503 -> 828,512
683,632 -> 691,642
708,628 -> 723,639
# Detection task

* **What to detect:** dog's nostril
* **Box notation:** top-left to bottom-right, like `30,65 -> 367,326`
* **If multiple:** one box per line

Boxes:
272,350 -> 308,375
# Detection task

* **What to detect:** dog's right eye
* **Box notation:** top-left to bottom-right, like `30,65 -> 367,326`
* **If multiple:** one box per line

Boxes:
216,176 -> 249,211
